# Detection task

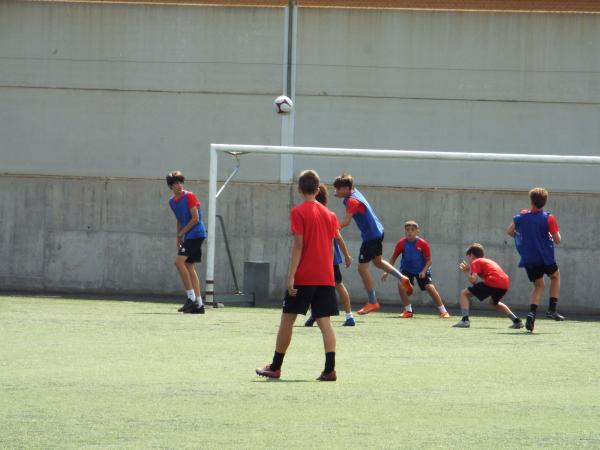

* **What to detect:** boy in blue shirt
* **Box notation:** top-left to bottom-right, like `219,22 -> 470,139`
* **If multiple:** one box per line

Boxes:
333,173 -> 412,315
507,187 -> 564,332
167,171 -> 207,314
382,221 -> 450,318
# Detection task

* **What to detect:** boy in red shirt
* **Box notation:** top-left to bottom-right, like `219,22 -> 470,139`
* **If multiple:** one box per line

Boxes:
256,170 -> 340,381
453,243 -> 523,329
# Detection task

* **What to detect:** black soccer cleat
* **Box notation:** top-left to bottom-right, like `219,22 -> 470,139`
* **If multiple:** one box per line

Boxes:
178,298 -> 196,313
546,311 -> 565,321
186,305 -> 205,314
525,314 -> 535,332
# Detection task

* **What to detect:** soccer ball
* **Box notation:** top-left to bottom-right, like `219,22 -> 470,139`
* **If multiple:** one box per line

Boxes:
274,95 -> 293,114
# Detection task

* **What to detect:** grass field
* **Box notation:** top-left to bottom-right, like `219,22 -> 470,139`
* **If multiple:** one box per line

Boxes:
1,295 -> 599,449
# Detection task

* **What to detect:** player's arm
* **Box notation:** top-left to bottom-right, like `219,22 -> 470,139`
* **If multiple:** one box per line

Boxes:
177,206 -> 199,239
458,260 -> 478,283
338,212 -> 353,229
382,244 -> 401,281
176,222 -> 182,248
287,234 -> 303,296
506,222 -> 516,237
334,230 -> 352,268
419,256 -> 433,279
548,215 -> 561,244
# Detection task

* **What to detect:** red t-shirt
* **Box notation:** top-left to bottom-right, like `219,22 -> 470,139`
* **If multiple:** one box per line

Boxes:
470,258 -> 510,290
290,201 -> 339,286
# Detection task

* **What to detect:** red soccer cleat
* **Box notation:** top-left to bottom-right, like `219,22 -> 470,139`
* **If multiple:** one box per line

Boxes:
399,311 -> 414,318
317,370 -> 337,381
255,364 -> 281,379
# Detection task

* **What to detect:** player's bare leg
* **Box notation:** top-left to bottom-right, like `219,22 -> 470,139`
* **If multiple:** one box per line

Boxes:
495,301 -> 523,328
397,280 -> 413,318
425,284 -> 450,318
453,289 -> 471,328
547,269 -> 565,320
357,262 -> 379,315
316,316 -> 337,380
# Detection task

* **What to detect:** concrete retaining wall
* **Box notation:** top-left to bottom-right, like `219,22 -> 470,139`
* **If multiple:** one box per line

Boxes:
2,174 -> 599,313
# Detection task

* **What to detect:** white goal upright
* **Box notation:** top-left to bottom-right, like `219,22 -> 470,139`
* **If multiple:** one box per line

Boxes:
206,143 -> 600,306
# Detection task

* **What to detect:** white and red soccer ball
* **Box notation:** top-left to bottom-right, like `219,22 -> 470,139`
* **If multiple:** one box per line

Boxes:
274,95 -> 294,114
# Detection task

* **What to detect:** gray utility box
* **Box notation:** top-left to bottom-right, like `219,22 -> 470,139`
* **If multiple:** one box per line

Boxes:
243,261 -> 270,306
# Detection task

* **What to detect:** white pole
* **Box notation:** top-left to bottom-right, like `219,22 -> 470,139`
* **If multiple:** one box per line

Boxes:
279,2 -> 296,182
211,144 -> 600,165
205,145 -> 218,306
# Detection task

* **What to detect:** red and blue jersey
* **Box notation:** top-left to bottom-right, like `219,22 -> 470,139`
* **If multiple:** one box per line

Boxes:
392,237 -> 431,275
343,189 -> 384,242
169,190 -> 207,240
513,209 -> 559,267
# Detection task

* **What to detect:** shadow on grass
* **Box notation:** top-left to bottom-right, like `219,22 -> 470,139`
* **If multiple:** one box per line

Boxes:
494,332 -> 555,335
252,379 -> 313,383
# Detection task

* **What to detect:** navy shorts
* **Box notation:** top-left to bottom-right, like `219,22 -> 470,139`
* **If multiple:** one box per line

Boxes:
468,282 -> 507,305
282,285 -> 339,319
178,238 -> 204,264
334,265 -> 342,284
525,264 -> 559,282
401,270 -> 432,291
359,235 -> 384,263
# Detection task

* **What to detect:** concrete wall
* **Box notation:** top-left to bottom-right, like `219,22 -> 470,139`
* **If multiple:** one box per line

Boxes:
2,2 -> 600,312
2,174 -> 599,313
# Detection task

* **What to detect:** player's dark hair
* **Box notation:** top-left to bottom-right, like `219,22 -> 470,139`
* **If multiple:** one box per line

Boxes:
333,173 -> 354,190
166,170 -> 185,187
466,243 -> 485,258
298,170 -> 320,195
316,184 -> 328,206
529,187 -> 548,209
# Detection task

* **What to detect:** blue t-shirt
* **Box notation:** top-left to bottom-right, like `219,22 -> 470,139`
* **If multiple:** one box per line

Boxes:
513,210 -> 556,267
344,188 -> 384,242
169,190 -> 207,240
333,240 -> 343,266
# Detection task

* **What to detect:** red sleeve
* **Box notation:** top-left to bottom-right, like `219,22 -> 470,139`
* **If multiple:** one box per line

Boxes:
290,208 -> 303,235
346,197 -> 366,215
470,259 -> 481,275
185,192 -> 200,209
417,239 -> 431,258
547,214 -> 559,234
391,239 -> 405,260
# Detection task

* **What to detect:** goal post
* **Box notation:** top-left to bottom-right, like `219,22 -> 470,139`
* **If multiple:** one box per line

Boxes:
206,143 -> 600,306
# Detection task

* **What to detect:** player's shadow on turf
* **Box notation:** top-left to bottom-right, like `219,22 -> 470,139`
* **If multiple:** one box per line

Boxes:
252,379 -> 312,383
495,332 -> 552,335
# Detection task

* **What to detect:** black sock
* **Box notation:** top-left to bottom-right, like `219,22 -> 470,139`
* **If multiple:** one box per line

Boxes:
271,352 -> 285,371
549,297 -> 558,312
324,352 -> 335,373
529,304 -> 538,316
513,317 -> 521,324
462,315 -> 469,322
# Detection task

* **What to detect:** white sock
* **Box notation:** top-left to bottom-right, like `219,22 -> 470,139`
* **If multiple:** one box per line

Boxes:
346,312 -> 353,319
196,295 -> 204,306
438,305 -> 447,313
405,304 -> 412,312
186,290 -> 196,301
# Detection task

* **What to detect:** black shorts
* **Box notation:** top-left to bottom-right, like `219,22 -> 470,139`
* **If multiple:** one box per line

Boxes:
401,270 -> 432,291
333,265 -> 342,284
359,235 -> 384,263
178,238 -> 204,264
468,282 -> 507,305
282,285 -> 339,318
525,264 -> 559,282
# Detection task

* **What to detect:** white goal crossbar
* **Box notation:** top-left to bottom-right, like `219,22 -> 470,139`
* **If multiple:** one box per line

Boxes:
206,143 -> 600,305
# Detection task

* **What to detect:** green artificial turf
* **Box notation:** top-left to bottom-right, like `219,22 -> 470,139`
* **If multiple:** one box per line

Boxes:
1,295 -> 599,449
